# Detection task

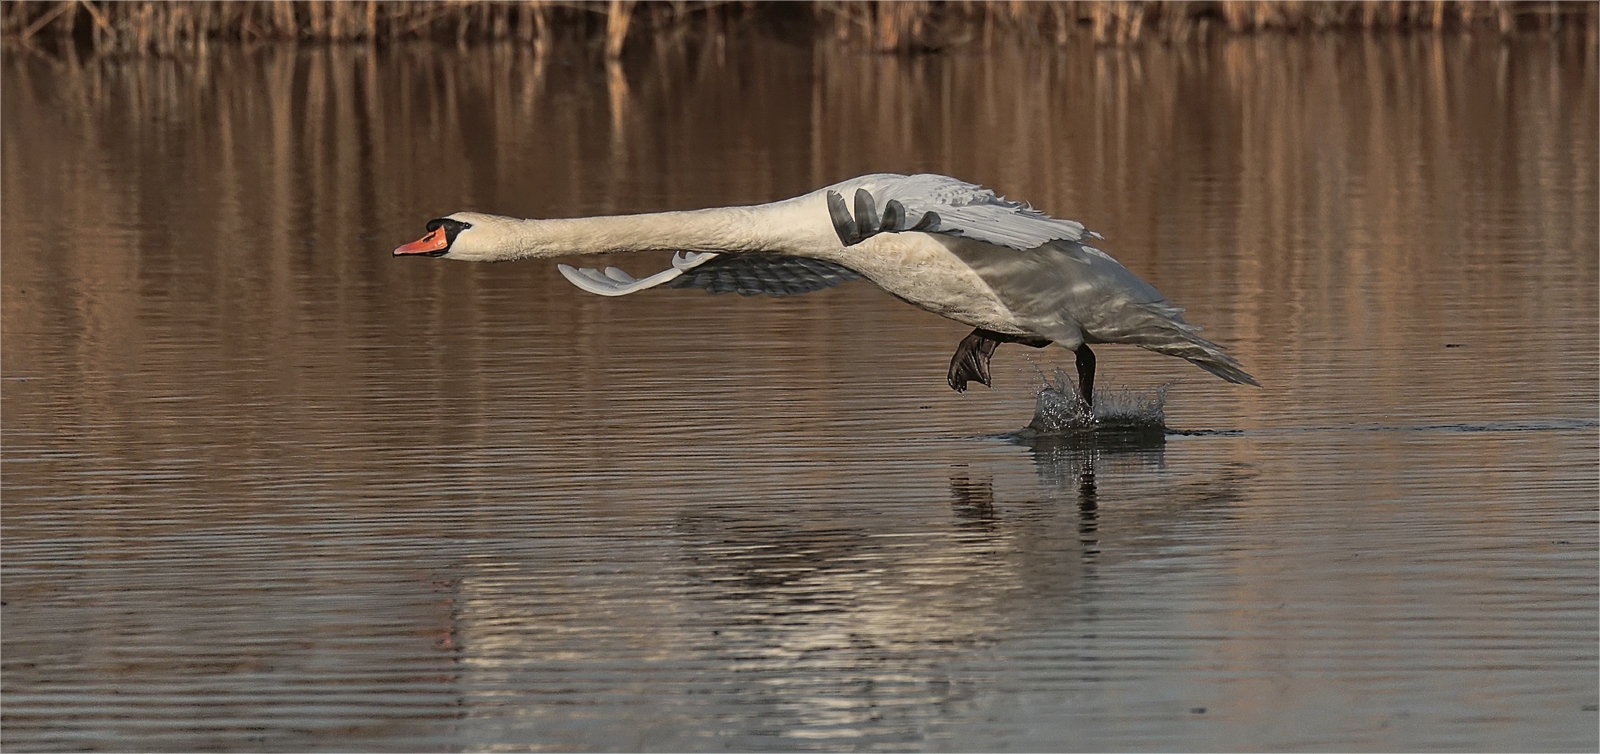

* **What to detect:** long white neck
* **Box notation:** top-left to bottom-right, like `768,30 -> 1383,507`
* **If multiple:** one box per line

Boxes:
451,200 -> 828,262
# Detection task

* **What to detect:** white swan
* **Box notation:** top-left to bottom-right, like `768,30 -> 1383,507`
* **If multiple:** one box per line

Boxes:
394,173 -> 1258,404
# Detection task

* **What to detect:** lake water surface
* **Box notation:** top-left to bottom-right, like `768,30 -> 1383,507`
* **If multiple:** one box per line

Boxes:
3,32 -> 1597,751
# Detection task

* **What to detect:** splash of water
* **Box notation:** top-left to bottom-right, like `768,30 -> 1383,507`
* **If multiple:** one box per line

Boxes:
1022,368 -> 1171,439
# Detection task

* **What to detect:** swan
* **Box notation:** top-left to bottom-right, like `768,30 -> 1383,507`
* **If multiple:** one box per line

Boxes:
394,173 -> 1258,405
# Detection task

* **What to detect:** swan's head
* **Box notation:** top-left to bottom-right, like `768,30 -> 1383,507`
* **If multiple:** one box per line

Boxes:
393,212 -> 521,262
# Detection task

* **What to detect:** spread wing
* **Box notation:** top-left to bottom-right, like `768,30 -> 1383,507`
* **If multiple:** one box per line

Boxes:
829,173 -> 1103,252
669,254 -> 860,296
557,173 -> 1096,298
557,251 -> 858,298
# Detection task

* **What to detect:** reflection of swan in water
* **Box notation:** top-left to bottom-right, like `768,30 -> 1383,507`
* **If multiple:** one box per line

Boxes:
660,468 -> 1147,740
433,450 -> 1256,746
1015,425 -> 1257,536
949,468 -> 1105,562
395,173 -> 1258,406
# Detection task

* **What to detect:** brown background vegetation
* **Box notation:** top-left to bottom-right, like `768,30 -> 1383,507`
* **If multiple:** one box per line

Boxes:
3,0 -> 1594,58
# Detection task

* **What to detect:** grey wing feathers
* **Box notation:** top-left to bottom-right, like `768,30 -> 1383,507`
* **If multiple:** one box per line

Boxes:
930,202 -> 1096,250
669,254 -> 861,297
844,173 -> 1101,251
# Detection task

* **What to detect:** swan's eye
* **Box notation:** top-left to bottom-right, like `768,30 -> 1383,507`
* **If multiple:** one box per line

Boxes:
423,218 -> 472,246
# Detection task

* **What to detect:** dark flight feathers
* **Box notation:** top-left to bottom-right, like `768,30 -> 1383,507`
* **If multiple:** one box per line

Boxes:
669,254 -> 861,297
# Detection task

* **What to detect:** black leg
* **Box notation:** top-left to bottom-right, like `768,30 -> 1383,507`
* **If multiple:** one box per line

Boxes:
1075,344 -> 1096,408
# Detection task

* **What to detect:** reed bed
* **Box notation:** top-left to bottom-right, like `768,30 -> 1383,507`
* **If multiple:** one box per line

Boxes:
2,1 -> 1592,56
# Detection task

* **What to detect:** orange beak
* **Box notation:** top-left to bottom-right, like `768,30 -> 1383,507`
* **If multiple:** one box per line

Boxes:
393,227 -> 450,256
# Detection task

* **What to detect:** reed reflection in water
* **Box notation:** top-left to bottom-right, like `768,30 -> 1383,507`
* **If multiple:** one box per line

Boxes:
3,32 -> 1596,751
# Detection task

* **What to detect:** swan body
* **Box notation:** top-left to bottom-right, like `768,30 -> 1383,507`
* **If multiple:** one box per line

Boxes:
395,173 -> 1258,401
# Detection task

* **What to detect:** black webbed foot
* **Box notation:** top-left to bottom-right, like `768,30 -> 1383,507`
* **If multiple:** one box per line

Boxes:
948,331 -> 1002,392
947,329 -> 1053,392
827,188 -> 941,247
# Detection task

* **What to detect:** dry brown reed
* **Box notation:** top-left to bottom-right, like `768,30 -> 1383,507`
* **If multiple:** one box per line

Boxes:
1,1 -> 1592,57
0,1 -> 739,57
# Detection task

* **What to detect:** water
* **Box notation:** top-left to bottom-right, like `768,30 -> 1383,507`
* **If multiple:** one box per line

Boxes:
3,33 -> 1596,751
1019,371 -> 1171,439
